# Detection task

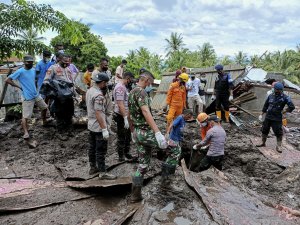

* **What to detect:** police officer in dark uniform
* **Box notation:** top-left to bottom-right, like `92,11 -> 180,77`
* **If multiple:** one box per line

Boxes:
211,64 -> 234,122
256,82 -> 295,153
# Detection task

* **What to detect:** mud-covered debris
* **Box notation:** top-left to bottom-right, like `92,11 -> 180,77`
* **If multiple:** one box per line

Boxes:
181,159 -> 300,225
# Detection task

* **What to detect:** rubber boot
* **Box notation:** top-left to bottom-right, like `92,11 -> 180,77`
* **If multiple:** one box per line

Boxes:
256,134 -> 267,147
161,163 -> 169,186
130,176 -> 143,203
276,136 -> 283,153
225,111 -> 230,123
216,111 -> 222,120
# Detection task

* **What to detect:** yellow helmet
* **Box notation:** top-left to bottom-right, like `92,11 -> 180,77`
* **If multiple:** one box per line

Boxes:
197,113 -> 208,123
178,73 -> 189,83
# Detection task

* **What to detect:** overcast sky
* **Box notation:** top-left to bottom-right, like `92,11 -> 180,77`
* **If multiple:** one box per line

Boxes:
5,0 -> 300,57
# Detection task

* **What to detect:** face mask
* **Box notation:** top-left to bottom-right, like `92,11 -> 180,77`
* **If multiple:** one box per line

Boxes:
44,57 -> 50,63
25,63 -> 33,69
200,122 -> 207,127
191,77 -> 195,80
58,49 -> 64,54
102,66 -> 108,71
217,71 -> 222,75
275,90 -> 281,95
60,63 -> 68,68
101,86 -> 108,95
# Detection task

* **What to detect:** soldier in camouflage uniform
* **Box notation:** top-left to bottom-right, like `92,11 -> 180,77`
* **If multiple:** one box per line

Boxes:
128,70 -> 167,202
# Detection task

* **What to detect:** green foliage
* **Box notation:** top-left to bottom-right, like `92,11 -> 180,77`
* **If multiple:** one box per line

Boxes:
234,51 -> 248,66
8,104 -> 22,114
124,47 -> 163,79
50,21 -> 107,70
0,0 -> 84,60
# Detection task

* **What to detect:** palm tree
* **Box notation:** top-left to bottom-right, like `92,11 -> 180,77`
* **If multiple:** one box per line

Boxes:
220,55 -> 232,66
234,51 -> 248,66
165,32 -> 185,57
18,26 -> 46,56
198,42 -> 217,66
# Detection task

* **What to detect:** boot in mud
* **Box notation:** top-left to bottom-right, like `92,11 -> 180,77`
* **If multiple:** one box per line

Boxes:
256,134 -> 267,147
89,165 -> 99,175
161,163 -> 170,186
130,175 -> 143,203
276,136 -> 283,153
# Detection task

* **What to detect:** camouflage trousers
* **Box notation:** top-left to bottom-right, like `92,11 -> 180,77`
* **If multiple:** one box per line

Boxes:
165,140 -> 181,166
134,127 -> 159,177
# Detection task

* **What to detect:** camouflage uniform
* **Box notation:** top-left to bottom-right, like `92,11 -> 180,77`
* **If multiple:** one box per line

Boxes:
128,86 -> 158,176
165,139 -> 181,166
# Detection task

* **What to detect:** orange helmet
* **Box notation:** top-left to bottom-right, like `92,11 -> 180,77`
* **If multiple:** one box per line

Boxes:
197,113 -> 208,123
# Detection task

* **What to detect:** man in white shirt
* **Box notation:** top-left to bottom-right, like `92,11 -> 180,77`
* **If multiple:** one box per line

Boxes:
186,74 -> 203,115
115,59 -> 127,84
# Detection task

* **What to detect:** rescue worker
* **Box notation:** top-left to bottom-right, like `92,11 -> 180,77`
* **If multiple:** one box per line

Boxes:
256,82 -> 295,153
83,64 -> 95,88
186,74 -> 203,115
6,55 -> 48,139
197,113 -> 212,141
193,115 -> 226,172
199,73 -> 207,108
113,71 -> 135,161
128,70 -> 167,202
86,72 -> 117,179
44,54 -> 74,140
163,109 -> 193,185
165,73 -> 189,129
211,65 -> 234,123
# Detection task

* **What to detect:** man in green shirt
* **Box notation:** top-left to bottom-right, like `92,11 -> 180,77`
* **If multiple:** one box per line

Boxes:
128,70 -> 167,202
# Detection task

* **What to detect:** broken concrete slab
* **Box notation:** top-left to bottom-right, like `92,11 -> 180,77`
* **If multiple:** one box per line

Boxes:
181,159 -> 300,225
252,136 -> 300,167
55,153 -> 129,181
67,159 -> 162,189
0,179 -> 95,213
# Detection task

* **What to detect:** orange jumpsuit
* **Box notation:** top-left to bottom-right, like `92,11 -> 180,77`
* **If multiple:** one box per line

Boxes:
200,124 -> 212,140
166,81 -> 186,126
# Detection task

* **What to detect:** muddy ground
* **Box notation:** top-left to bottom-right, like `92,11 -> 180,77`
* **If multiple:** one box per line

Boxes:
0,110 -> 300,225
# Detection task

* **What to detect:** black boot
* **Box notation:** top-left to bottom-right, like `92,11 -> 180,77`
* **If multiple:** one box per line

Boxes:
161,163 -> 169,186
256,134 -> 267,147
89,164 -> 99,175
130,176 -> 143,203
276,136 -> 283,153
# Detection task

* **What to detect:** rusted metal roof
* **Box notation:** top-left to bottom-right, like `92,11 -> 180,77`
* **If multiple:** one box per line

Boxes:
151,65 -> 245,110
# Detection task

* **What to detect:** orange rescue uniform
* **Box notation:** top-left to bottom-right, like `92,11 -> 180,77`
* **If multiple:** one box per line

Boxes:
166,81 -> 186,126
200,123 -> 212,140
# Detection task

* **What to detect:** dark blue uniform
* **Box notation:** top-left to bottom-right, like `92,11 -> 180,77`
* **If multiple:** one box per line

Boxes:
261,93 -> 295,137
214,73 -> 234,111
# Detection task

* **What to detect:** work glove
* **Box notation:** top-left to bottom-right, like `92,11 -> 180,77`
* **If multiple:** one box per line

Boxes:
193,144 -> 199,150
123,116 -> 129,129
211,95 -> 216,101
165,133 -> 169,141
229,95 -> 233,101
102,128 -> 109,140
155,132 -> 168,149
200,145 -> 209,150
131,132 -> 137,143
259,115 -> 263,122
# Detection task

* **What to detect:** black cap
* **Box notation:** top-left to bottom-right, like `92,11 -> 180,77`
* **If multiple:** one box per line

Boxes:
24,55 -> 34,62
92,72 -> 109,82
208,115 -> 221,122
43,50 -> 51,57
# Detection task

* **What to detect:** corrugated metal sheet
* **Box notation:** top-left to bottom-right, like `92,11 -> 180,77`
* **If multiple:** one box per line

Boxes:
0,74 -> 22,105
151,65 -> 245,110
